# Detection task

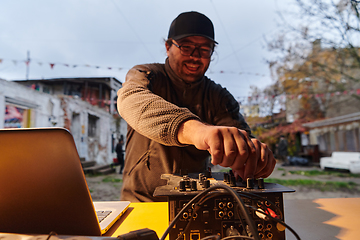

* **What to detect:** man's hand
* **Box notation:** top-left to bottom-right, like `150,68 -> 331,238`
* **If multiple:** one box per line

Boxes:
178,119 -> 276,179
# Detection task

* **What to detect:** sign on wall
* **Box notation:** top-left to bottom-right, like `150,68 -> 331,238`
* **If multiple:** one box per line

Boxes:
4,104 -> 30,128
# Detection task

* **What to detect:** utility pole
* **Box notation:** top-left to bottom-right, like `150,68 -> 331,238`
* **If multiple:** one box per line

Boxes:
26,51 -> 30,80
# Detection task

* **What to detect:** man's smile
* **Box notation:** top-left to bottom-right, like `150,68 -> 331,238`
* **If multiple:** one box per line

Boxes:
184,62 -> 201,72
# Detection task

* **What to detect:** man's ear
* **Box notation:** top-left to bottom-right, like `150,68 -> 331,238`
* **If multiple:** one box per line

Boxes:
165,41 -> 171,56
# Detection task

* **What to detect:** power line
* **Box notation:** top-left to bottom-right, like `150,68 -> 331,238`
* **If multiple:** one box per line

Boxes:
110,0 -> 156,61
219,27 -> 278,62
210,0 -> 243,69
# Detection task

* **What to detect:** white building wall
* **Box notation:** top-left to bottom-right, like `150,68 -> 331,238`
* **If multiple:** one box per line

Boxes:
0,91 -> 5,127
0,79 -> 126,165
59,95 -> 123,164
0,79 -> 62,129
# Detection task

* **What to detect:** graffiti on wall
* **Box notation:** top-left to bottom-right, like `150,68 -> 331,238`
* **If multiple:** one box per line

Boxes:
4,105 -> 28,128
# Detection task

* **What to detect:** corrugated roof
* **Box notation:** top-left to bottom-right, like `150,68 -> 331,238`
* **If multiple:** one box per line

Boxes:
303,112 -> 360,128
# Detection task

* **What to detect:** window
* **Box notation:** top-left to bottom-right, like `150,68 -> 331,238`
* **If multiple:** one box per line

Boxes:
337,130 -> 345,151
345,129 -> 356,151
318,134 -> 327,152
329,132 -> 336,151
43,86 -> 51,94
88,114 -> 99,137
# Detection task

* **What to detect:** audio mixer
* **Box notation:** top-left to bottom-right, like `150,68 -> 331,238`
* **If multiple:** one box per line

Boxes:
153,170 -> 295,240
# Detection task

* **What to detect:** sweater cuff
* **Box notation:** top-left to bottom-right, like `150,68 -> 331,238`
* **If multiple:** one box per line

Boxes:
169,113 -> 200,147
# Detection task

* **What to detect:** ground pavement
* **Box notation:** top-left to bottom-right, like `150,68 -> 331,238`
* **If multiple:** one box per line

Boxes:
86,163 -> 360,201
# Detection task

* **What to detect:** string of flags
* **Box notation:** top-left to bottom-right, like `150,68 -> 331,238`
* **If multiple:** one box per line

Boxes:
208,69 -> 268,77
242,89 -> 360,103
2,57 -> 358,103
0,57 -> 124,71
0,57 -> 269,76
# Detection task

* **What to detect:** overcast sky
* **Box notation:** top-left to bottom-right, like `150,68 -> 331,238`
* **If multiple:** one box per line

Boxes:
0,0 -> 288,102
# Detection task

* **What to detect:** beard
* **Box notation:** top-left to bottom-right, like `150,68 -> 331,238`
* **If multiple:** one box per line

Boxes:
179,59 -> 209,83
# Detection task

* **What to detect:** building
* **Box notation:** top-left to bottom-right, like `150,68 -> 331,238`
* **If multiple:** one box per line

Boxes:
0,77 -> 126,165
272,40 -> 360,158
279,41 -> 360,123
303,112 -> 360,156
241,104 -> 260,118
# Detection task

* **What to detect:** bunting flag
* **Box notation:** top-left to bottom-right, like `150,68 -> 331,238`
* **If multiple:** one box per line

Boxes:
243,89 -> 360,103
0,57 -> 269,76
0,57 -> 127,72
1,56 -> 359,102
208,69 -> 267,77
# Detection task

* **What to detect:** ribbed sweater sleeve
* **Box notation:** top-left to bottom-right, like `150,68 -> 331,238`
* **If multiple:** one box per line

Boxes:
117,65 -> 200,146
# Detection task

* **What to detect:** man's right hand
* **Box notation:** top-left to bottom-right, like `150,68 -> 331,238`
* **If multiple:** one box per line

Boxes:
178,119 -> 276,179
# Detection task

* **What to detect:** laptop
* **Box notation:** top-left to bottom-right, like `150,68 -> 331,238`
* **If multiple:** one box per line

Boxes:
0,127 -> 130,236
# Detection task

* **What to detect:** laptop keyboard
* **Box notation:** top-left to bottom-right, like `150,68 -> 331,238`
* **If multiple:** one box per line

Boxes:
96,210 -> 112,223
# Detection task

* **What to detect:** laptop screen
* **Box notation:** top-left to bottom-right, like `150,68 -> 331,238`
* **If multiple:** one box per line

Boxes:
0,128 -> 108,235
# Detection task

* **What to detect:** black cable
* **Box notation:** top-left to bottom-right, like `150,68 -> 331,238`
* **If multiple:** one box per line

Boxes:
198,188 -> 258,239
46,231 -> 57,240
159,190 -> 216,240
174,192 -> 213,240
199,235 -> 221,240
240,191 -> 300,239
175,192 -> 219,240
191,191 -> 248,238
160,181 -> 301,240
248,206 -> 301,240
175,215 -> 194,240
160,185 -> 260,240
234,193 -> 301,240
236,191 -> 284,220
196,191 -> 248,232
200,235 -> 254,240
221,236 -> 254,240
238,193 -> 301,240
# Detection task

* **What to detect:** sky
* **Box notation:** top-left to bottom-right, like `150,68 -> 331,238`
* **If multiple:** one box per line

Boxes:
0,0 -> 288,103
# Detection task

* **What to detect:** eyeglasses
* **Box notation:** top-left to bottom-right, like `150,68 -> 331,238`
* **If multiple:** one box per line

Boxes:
172,41 -> 213,59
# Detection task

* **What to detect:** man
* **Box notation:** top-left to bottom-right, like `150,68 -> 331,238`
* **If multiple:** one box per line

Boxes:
115,135 -> 125,174
277,135 -> 289,166
117,11 -> 276,202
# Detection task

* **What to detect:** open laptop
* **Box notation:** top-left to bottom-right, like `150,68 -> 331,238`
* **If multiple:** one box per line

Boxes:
0,127 -> 130,236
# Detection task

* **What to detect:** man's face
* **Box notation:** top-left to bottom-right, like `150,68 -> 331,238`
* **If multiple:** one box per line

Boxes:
166,36 -> 214,83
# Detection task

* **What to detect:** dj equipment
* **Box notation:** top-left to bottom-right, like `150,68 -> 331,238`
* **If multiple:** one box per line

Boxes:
153,170 -> 295,240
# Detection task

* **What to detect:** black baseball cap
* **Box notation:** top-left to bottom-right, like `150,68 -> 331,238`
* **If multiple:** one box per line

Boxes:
168,11 -> 218,44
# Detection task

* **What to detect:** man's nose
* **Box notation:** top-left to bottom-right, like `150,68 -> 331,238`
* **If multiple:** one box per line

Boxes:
190,47 -> 201,58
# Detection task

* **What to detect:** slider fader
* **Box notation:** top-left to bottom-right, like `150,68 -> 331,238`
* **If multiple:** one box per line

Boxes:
153,170 -> 295,240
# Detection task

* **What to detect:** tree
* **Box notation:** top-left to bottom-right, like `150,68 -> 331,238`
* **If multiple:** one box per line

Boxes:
266,0 -> 360,119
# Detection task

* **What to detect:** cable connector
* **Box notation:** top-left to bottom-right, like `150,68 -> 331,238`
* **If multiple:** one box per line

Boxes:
255,207 -> 279,220
117,228 -> 158,240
